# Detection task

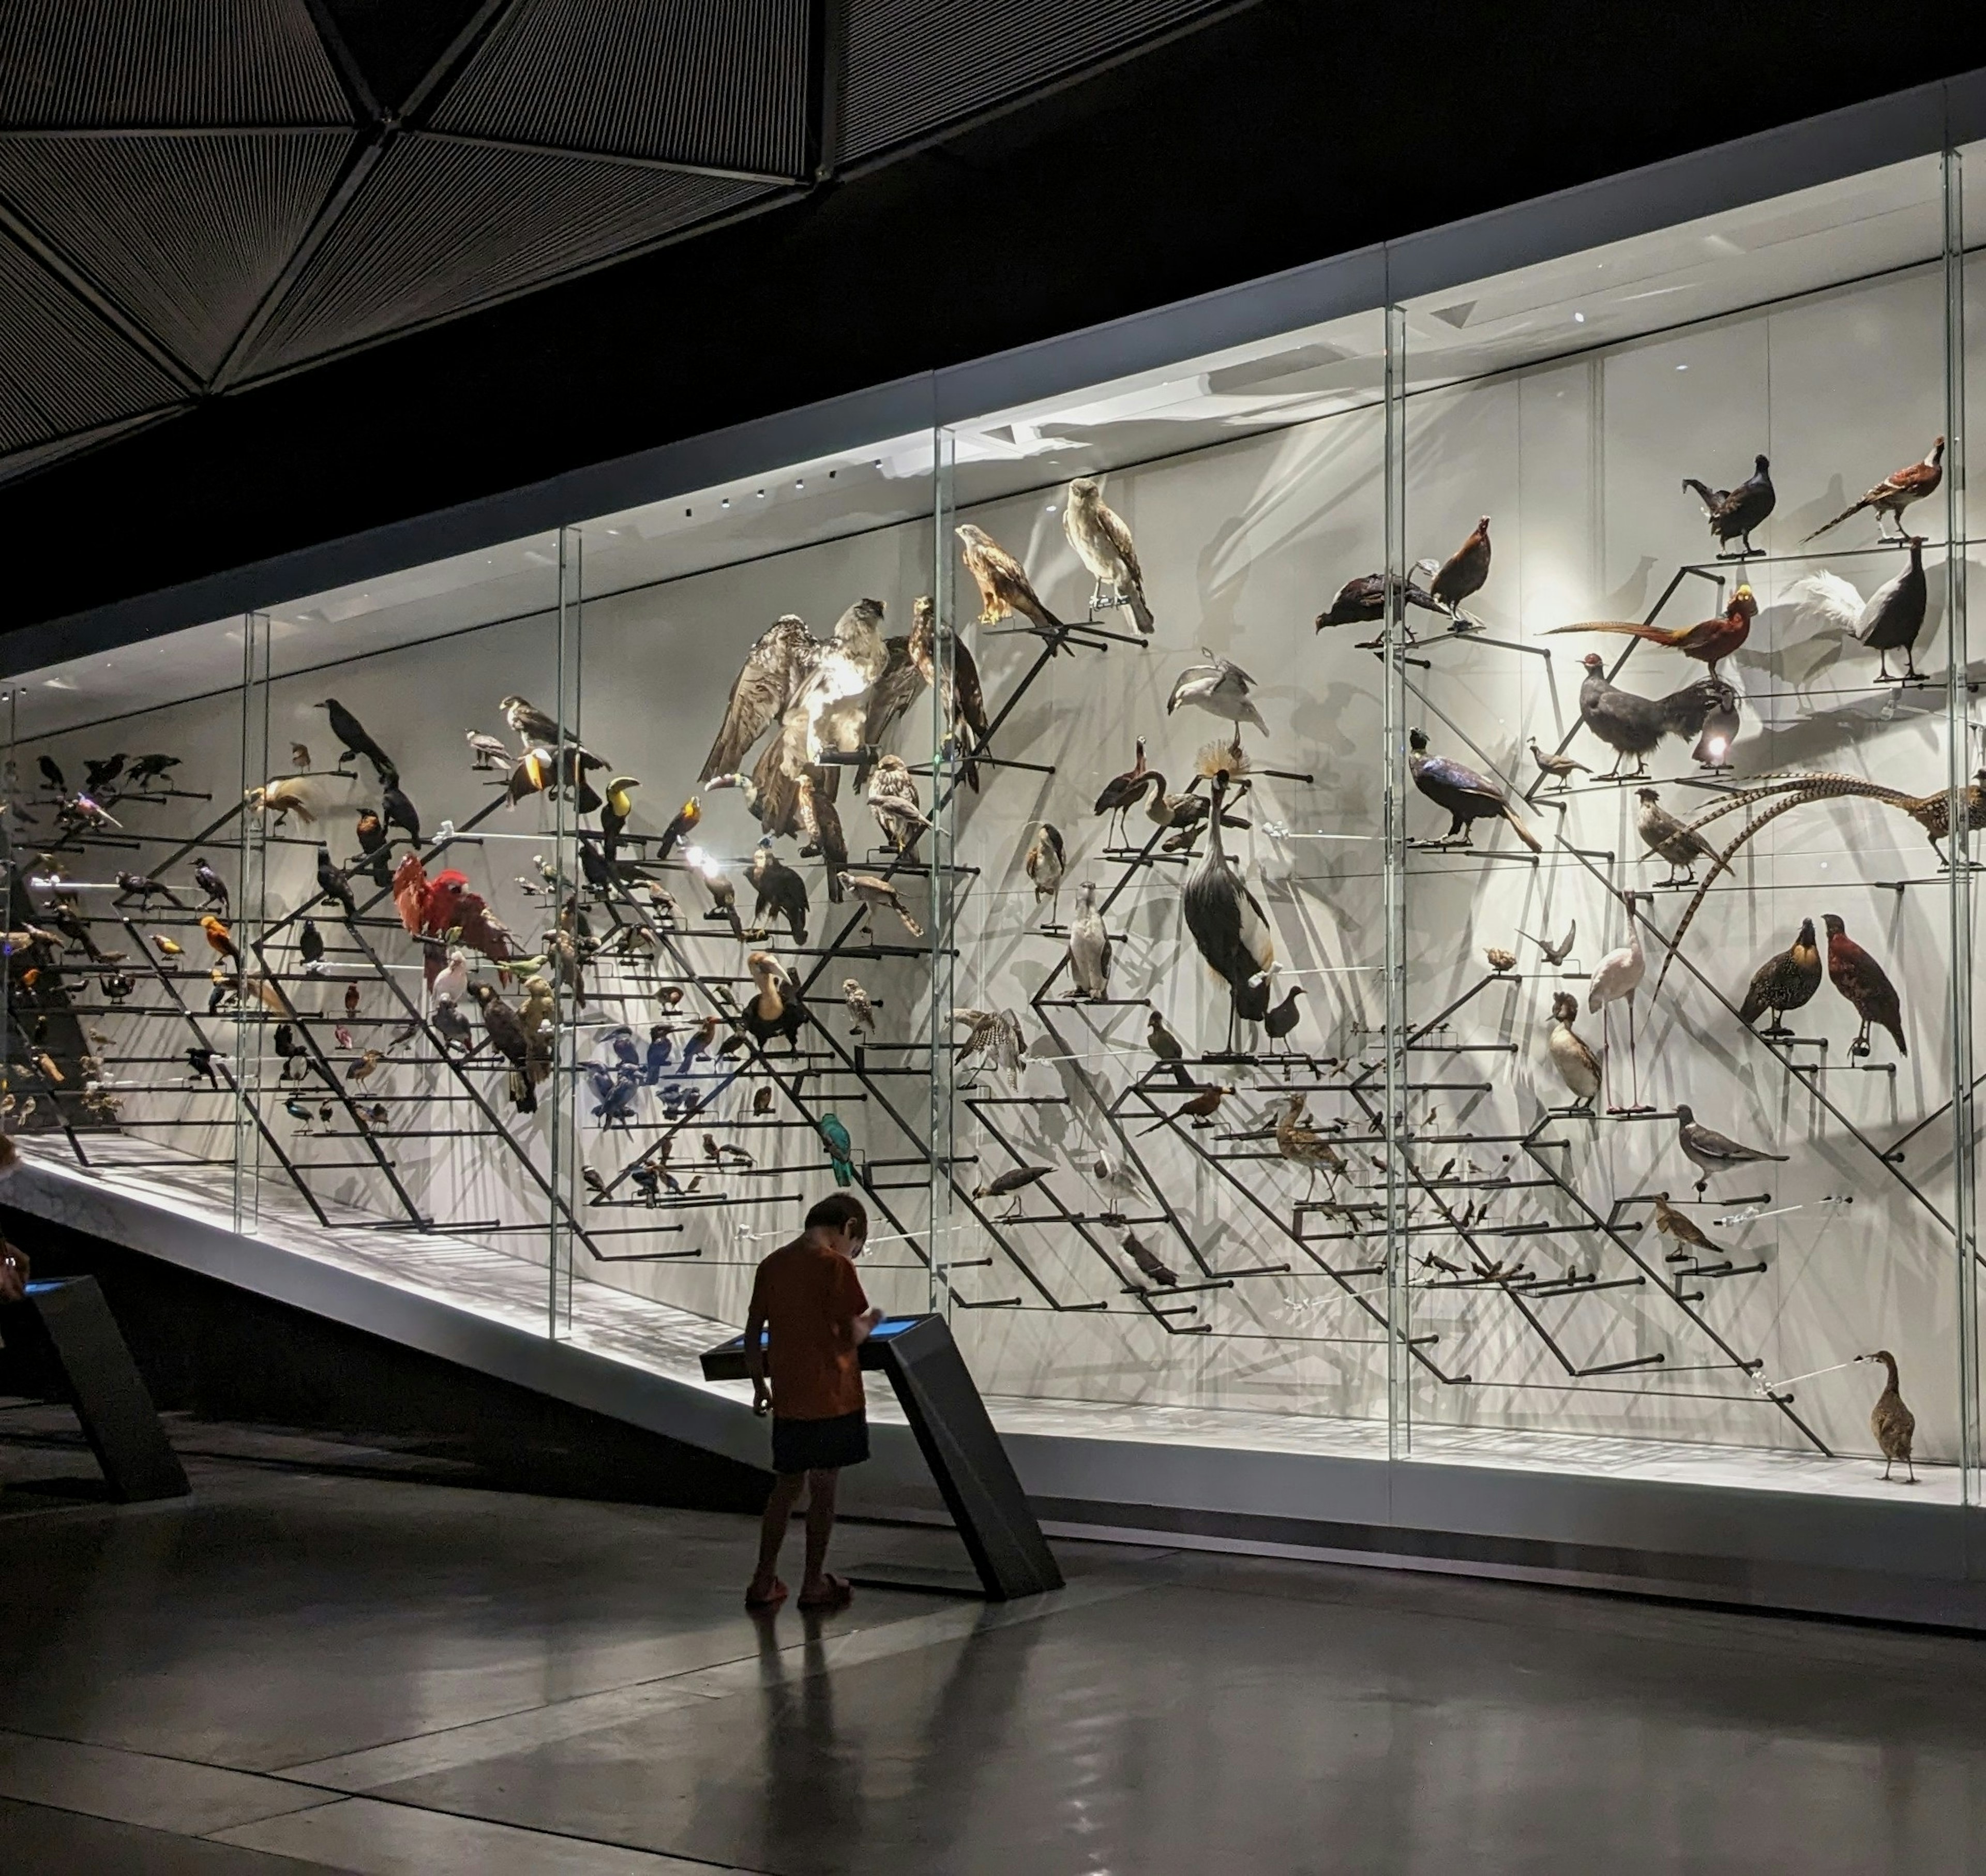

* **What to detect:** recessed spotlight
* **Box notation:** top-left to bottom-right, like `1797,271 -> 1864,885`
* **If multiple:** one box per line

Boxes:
1573,312 -> 1585,324
795,479 -> 804,489
756,489 -> 765,499
721,499 -> 730,508
1676,364 -> 1688,371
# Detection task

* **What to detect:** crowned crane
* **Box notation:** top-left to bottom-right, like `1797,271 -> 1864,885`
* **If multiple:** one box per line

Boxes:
1181,769 -> 1274,1052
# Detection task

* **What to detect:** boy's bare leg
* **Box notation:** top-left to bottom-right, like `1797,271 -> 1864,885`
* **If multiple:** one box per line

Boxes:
801,1467 -> 841,1594
749,1472 -> 807,1602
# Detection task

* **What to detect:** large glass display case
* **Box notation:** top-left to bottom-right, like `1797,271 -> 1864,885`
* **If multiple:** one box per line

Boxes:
3,136 -> 1980,1520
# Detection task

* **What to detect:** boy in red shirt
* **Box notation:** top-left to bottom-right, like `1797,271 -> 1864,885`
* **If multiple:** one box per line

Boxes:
743,1193 -> 882,1611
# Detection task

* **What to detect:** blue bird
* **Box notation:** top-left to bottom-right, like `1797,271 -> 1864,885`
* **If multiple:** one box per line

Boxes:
817,1112 -> 854,1188
588,1066 -> 640,1127
642,1024 -> 674,1084
605,1027 -> 641,1072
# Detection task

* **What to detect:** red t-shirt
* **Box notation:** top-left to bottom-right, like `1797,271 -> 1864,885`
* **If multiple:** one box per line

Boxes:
747,1238 -> 870,1421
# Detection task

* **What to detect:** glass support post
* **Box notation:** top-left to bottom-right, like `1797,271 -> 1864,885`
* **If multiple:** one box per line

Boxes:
1382,301 -> 1412,1462
234,612 -> 272,1233
929,428 -> 959,1317
548,527 -> 582,1340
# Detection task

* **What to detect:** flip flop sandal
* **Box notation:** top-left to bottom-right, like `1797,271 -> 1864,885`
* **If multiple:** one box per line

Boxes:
798,1573 -> 853,1610
745,1577 -> 789,1612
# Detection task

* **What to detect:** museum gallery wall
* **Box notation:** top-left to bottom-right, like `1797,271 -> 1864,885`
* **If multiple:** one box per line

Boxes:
4,146 -> 1983,1498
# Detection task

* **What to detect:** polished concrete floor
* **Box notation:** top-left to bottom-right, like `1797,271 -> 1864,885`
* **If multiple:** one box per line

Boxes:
2,1406 -> 1983,1874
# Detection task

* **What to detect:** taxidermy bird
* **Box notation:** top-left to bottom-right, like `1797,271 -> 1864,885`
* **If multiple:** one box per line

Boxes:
954,1007 -> 1027,1086
747,839 -> 808,943
353,807 -> 394,887
1262,982 -> 1304,1052
499,694 -> 569,748
1544,993 -> 1602,1112
1824,913 -> 1906,1058
1650,1192 -> 1726,1265
1527,740 -> 1587,790
191,858 -> 229,911
866,754 -> 930,857
972,1162 -> 1054,1217
1025,822 -> 1065,921
742,951 -> 807,1053
291,739 -> 313,772
1093,739 -> 1155,845
855,626 -> 925,783
1784,539 -> 1935,684
127,753 -> 179,788
1738,919 -> 1822,1037
1858,1349 -> 1916,1482
35,755 -> 63,792
817,1113 -> 855,1188
1407,731 -> 1540,851
1806,436 -> 1944,541
298,920 -> 325,973
1575,655 -> 1734,779
1635,788 -> 1716,887
1548,585 -> 1756,676
1091,1153 -> 1145,1220
1313,566 -> 1446,630
907,593 -> 988,790
114,870 -> 180,907
465,728 -> 510,770
185,1046 -> 220,1088
343,980 -> 362,1018
600,775 -> 639,862
1067,881 -> 1112,1000
956,523 -> 1065,640
1520,921 -> 1576,967
82,753 -> 126,793
655,796 -> 700,865
1428,516 -> 1491,615
1183,769 -> 1274,1027
429,945 -> 469,1007
1588,893 -> 1646,1110
800,597 -> 892,760
1682,454 -> 1774,556
699,615 -> 818,783
839,871 -> 923,939
380,780 -> 420,844
842,979 -> 877,1036
1275,1092 -> 1346,1192
1121,1231 -> 1178,1288
391,853 -> 514,978
315,845 -> 357,919
244,776 -> 325,825
1484,946 -> 1517,973
1063,476 -> 1154,633
703,868 -> 744,941
199,914 -> 237,964
315,699 -> 396,784
1675,1103 -> 1787,1196
1139,1083 -> 1232,1132
1167,654 -> 1267,736
1148,1009 -> 1191,1081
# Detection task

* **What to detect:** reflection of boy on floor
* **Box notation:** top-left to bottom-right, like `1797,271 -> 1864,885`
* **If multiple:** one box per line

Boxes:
744,1193 -> 882,1612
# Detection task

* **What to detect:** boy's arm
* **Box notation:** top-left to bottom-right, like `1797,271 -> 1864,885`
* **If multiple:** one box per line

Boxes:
849,1303 -> 884,1346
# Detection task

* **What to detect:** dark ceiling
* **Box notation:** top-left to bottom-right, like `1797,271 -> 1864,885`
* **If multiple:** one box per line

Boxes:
3,0 -> 1984,643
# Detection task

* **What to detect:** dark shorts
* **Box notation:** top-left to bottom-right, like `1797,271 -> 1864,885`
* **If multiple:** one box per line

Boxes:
771,1410 -> 869,1476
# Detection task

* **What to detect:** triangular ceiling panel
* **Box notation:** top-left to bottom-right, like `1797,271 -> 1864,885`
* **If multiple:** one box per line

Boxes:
0,131 -> 354,376
433,0 -> 810,178
0,0 -> 348,126
0,231 -> 188,453
238,136 -> 774,380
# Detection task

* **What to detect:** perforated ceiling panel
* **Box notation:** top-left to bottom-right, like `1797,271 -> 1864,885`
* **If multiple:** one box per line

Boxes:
840,0 -> 1235,161
239,139 -> 770,378
0,0 -> 1233,481
434,0 -> 812,178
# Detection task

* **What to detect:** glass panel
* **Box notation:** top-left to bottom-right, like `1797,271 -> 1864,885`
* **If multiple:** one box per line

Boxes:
941,305 -> 1395,1444
1395,153 -> 1958,1497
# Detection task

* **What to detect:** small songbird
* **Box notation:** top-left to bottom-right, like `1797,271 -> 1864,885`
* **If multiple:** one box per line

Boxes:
1429,516 -> 1491,615
1025,822 -> 1066,920
972,1162 -> 1054,1217
344,980 -> 361,1018
316,698 -> 397,783
656,797 -> 701,863
1121,1230 -> 1178,1288
1675,1103 -> 1787,1197
290,742 -> 312,770
1484,947 -> 1517,973
333,1023 -> 353,1049
866,754 -> 931,856
1140,1084 -> 1232,1132
1408,731 -> 1541,851
1806,437 -> 1945,542
82,752 -> 126,793
348,1048 -> 385,1087
1635,787 -> 1717,887
1737,919 -> 1822,1035
839,872 -> 923,940
115,870 -> 181,907
1063,476 -> 1154,633
753,1084 -> 775,1115
1147,1009 -> 1190,1081
36,755 -> 64,792
191,858 -> 229,912
317,845 -> 357,918
299,920 -> 325,973
956,523 -> 1065,638
1527,739 -> 1588,790
380,780 -> 420,844
1548,586 -> 1756,676
1544,993 -> 1602,1110
185,1046 -> 219,1088
1682,455 -> 1774,556
353,807 -> 392,886
1857,1349 -> 1916,1482
199,914 -> 237,963
1650,1191 -> 1725,1266
842,978 -> 877,1035
466,728 -> 511,771
127,753 -> 179,788
1823,913 -> 1907,1058
1519,921 -> 1576,967
1068,881 -> 1111,1000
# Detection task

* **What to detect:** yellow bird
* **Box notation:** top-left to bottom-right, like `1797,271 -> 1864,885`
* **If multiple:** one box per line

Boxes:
152,933 -> 183,957
200,914 -> 237,963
